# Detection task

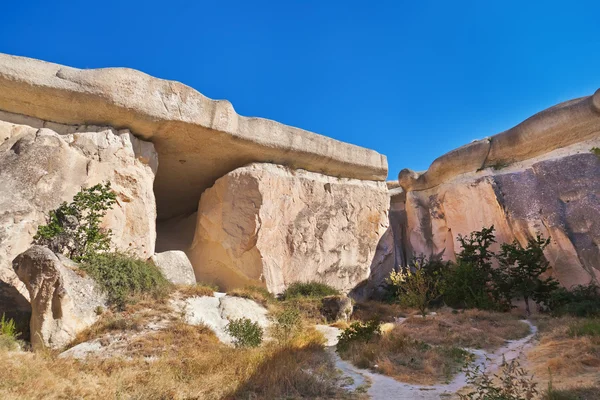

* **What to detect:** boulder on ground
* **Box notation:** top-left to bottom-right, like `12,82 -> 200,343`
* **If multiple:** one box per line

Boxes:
150,251 -> 196,285
12,246 -> 107,350
321,295 -> 353,322
188,163 -> 389,294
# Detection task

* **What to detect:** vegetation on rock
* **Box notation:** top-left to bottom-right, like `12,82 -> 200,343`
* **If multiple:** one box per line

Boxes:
280,281 -> 340,300
226,317 -> 264,348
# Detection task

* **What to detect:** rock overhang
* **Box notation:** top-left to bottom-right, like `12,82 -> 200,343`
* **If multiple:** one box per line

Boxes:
0,53 -> 388,219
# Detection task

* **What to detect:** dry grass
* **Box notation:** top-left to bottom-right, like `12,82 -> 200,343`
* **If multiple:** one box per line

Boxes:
396,309 -> 531,350
351,301 -> 406,322
227,286 -> 275,307
527,316 -> 600,392
0,322 -> 352,400
338,327 -> 471,385
177,283 -> 218,298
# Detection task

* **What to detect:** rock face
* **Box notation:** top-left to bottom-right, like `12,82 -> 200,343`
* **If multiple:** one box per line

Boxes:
12,246 -> 107,350
189,163 -> 389,294
0,111 -> 158,301
0,52 -> 387,221
321,295 -> 353,322
150,251 -> 196,285
396,92 -> 600,288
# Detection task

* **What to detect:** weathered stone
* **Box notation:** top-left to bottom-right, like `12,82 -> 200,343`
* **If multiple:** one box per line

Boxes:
0,53 -> 387,220
0,113 -> 157,300
321,295 -> 353,322
150,251 -> 196,285
398,135 -> 600,287
12,246 -> 107,350
189,163 -> 389,294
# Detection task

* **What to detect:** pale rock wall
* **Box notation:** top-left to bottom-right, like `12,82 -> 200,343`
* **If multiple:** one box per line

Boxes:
0,111 -> 158,303
188,163 -> 389,294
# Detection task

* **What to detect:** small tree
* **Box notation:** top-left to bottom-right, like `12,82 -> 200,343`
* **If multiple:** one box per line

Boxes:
226,318 -> 263,348
33,182 -> 117,261
389,256 -> 442,316
496,235 -> 560,315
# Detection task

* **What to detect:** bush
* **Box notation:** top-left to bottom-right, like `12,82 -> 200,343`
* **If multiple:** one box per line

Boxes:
225,317 -> 263,348
389,257 -> 443,316
460,358 -> 538,400
33,182 -> 117,261
270,307 -> 302,345
567,319 -> 600,337
81,252 -> 170,309
547,283 -> 600,317
280,281 -> 339,300
336,319 -> 380,352
0,314 -> 21,350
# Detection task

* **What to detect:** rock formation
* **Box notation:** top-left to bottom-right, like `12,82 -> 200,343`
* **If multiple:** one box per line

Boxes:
150,251 -> 196,285
13,246 -> 107,350
395,90 -> 600,287
189,163 -> 389,293
0,111 -> 158,306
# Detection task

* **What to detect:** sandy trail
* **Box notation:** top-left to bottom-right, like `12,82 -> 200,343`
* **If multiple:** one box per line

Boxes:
317,320 -> 537,399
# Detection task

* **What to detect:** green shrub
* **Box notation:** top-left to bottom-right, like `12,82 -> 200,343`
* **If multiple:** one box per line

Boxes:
389,259 -> 443,316
81,252 -> 170,309
0,313 -> 21,350
568,319 -> 600,337
548,283 -> 600,317
33,182 -> 117,261
592,147 -> 600,158
280,281 -> 339,300
270,306 -> 302,344
226,317 -> 263,348
459,358 -> 538,400
336,320 -> 380,352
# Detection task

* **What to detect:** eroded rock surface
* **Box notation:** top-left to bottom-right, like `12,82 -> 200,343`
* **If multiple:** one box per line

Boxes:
150,251 -> 196,285
396,92 -> 600,287
12,246 -> 107,350
189,163 -> 389,294
0,112 -> 157,299
0,52 -> 387,220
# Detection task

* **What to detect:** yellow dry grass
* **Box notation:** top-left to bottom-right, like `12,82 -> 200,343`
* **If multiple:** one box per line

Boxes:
527,316 -> 600,393
0,323 -> 352,400
351,301 -> 406,322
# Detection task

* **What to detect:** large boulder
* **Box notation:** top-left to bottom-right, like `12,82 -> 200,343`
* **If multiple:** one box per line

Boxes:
0,111 -> 157,300
189,163 -> 389,294
150,251 -> 196,285
12,246 -> 107,350
395,92 -> 600,288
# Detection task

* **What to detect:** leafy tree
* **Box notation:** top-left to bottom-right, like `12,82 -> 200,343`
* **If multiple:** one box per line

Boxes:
389,256 -> 443,316
33,182 -> 117,261
226,318 -> 263,348
496,235 -> 560,315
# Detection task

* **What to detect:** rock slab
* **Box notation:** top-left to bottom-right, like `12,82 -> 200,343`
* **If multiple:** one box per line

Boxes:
150,251 -> 196,285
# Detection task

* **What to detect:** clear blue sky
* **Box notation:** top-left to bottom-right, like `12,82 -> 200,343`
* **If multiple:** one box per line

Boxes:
1,1 -> 599,178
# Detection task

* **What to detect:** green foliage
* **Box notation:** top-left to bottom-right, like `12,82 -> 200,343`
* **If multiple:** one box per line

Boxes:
567,319 -> 600,337
81,252 -> 170,309
459,358 -> 538,400
496,235 -> 560,315
280,281 -> 340,300
33,182 -> 117,261
443,226 -> 509,310
591,147 -> 600,158
225,317 -> 263,348
0,314 -> 20,350
389,255 -> 444,316
547,283 -> 600,317
336,320 -> 381,352
270,306 -> 302,344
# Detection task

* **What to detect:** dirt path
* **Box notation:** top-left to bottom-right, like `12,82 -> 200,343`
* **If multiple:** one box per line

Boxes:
318,320 -> 538,399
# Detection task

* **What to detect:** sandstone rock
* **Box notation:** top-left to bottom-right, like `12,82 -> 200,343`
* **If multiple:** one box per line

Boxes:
188,163 -> 389,294
0,53 -> 387,220
150,251 -> 196,285
321,295 -> 353,322
398,92 -> 600,192
173,293 -> 270,344
400,137 -> 600,287
0,112 -> 157,301
13,246 -> 107,350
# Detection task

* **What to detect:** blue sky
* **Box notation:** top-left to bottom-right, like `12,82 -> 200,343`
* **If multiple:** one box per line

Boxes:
1,1 -> 599,178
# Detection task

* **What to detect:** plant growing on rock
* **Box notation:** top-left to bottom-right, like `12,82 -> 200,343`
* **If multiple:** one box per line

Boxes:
496,235 -> 559,315
226,317 -> 263,348
33,182 -> 117,261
